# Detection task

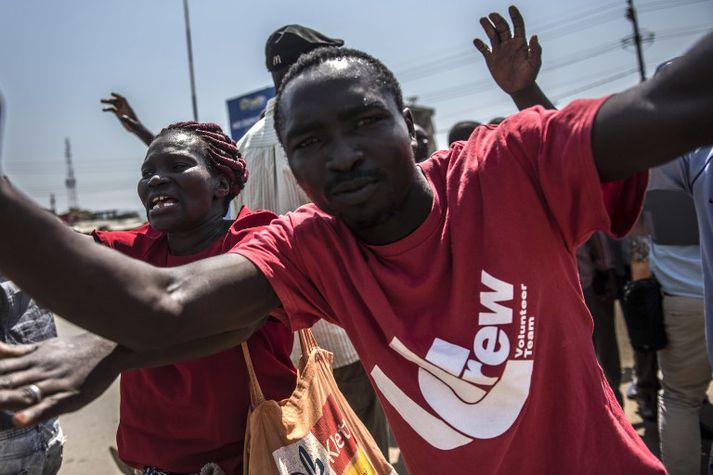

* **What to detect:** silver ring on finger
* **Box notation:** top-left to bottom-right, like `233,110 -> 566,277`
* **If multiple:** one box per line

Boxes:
23,384 -> 42,404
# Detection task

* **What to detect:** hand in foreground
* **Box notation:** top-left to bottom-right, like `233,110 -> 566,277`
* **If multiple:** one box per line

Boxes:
0,334 -> 119,427
100,92 -> 154,145
473,5 -> 542,95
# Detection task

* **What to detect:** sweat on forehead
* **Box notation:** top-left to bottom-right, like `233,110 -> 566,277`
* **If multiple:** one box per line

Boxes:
273,47 -> 404,142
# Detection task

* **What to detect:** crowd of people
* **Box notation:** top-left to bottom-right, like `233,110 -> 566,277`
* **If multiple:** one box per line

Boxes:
0,5 -> 711,475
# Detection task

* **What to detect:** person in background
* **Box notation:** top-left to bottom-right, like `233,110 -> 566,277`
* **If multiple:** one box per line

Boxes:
0,122 -> 296,475
231,24 -> 390,457
625,234 -> 661,423
576,232 -> 624,405
645,175 -> 709,475
413,124 -> 430,163
0,276 -> 63,475
446,120 -> 481,145
101,92 -> 154,146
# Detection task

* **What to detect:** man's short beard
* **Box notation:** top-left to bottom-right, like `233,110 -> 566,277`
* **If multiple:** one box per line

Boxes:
342,201 -> 399,232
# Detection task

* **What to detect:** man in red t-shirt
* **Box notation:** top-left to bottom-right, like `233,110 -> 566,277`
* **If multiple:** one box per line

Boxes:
1,18 -> 712,475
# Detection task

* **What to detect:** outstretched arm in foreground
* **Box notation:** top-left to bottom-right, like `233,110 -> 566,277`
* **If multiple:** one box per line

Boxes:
0,178 -> 278,352
0,320 -> 264,427
101,92 -> 155,146
474,5 -> 555,111
592,33 -> 713,180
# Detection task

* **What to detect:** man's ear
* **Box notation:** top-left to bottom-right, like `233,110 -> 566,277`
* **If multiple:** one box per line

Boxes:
402,107 -> 417,148
214,175 -> 230,199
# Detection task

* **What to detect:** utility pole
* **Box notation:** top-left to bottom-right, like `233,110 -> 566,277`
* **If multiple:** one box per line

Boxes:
626,0 -> 647,82
64,138 -> 78,211
183,0 -> 199,121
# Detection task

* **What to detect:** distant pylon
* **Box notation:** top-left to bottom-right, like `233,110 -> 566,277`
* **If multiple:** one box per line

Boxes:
64,138 -> 78,210
626,0 -> 647,82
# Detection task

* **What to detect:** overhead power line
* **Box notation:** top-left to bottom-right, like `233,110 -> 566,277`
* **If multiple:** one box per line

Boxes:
397,2 -> 625,81
397,0 -> 709,83
437,65 -> 641,124
638,0 -> 711,13
417,39 -> 623,103
413,23 -> 709,105
550,67 -> 640,102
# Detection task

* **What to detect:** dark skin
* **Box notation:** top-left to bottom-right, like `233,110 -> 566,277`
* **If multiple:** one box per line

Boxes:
101,92 -> 155,146
473,6 -> 555,111
138,131 -> 231,254
280,62 -> 432,244
0,10 -> 712,415
0,132 -> 262,425
413,124 -> 430,163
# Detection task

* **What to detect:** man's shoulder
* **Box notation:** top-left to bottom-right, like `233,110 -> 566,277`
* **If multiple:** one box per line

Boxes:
282,204 -> 337,234
247,204 -> 340,247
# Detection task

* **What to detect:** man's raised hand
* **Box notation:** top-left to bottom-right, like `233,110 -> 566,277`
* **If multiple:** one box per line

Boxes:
474,6 -> 542,95
473,5 -> 555,111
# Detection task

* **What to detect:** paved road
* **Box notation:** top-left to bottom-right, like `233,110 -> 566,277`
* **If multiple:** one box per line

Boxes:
55,306 -> 712,474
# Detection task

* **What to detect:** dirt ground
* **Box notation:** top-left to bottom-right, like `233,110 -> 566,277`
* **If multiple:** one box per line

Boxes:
55,305 -> 713,474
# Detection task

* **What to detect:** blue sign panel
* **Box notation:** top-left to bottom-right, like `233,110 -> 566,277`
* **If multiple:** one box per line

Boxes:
226,86 -> 275,141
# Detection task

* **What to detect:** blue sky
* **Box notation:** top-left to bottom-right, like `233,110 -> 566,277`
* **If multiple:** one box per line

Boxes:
0,0 -> 711,212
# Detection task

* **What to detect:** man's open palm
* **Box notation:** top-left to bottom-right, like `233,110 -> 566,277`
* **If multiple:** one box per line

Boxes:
473,6 -> 542,95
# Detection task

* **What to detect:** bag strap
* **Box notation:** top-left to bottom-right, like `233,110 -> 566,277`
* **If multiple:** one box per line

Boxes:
298,328 -> 319,360
243,329 -> 318,407
241,343 -> 265,407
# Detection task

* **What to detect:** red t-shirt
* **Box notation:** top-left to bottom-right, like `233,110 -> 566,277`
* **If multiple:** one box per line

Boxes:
93,207 -> 296,474
233,99 -> 665,474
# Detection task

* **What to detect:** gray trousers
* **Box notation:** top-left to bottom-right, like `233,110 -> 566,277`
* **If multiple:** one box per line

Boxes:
658,295 -> 710,475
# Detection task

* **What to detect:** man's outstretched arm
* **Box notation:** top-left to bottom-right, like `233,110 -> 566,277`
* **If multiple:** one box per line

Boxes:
0,319 -> 267,427
592,33 -> 713,181
0,178 -> 278,351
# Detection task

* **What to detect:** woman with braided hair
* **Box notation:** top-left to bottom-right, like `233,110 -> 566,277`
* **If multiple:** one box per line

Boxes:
0,122 -> 296,474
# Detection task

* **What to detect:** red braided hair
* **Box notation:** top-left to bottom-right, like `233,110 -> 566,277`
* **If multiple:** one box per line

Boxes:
158,121 -> 248,196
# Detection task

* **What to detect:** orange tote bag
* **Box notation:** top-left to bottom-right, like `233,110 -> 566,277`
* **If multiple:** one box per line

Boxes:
241,329 -> 397,475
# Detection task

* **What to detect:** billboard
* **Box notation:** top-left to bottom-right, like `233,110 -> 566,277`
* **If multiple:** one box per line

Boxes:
226,86 -> 275,141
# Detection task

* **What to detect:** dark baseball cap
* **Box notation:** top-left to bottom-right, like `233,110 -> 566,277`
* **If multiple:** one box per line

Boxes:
265,25 -> 344,72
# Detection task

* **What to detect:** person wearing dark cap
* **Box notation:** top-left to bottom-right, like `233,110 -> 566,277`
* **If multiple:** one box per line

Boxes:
447,120 -> 481,145
265,24 -> 344,92
231,25 -> 391,458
